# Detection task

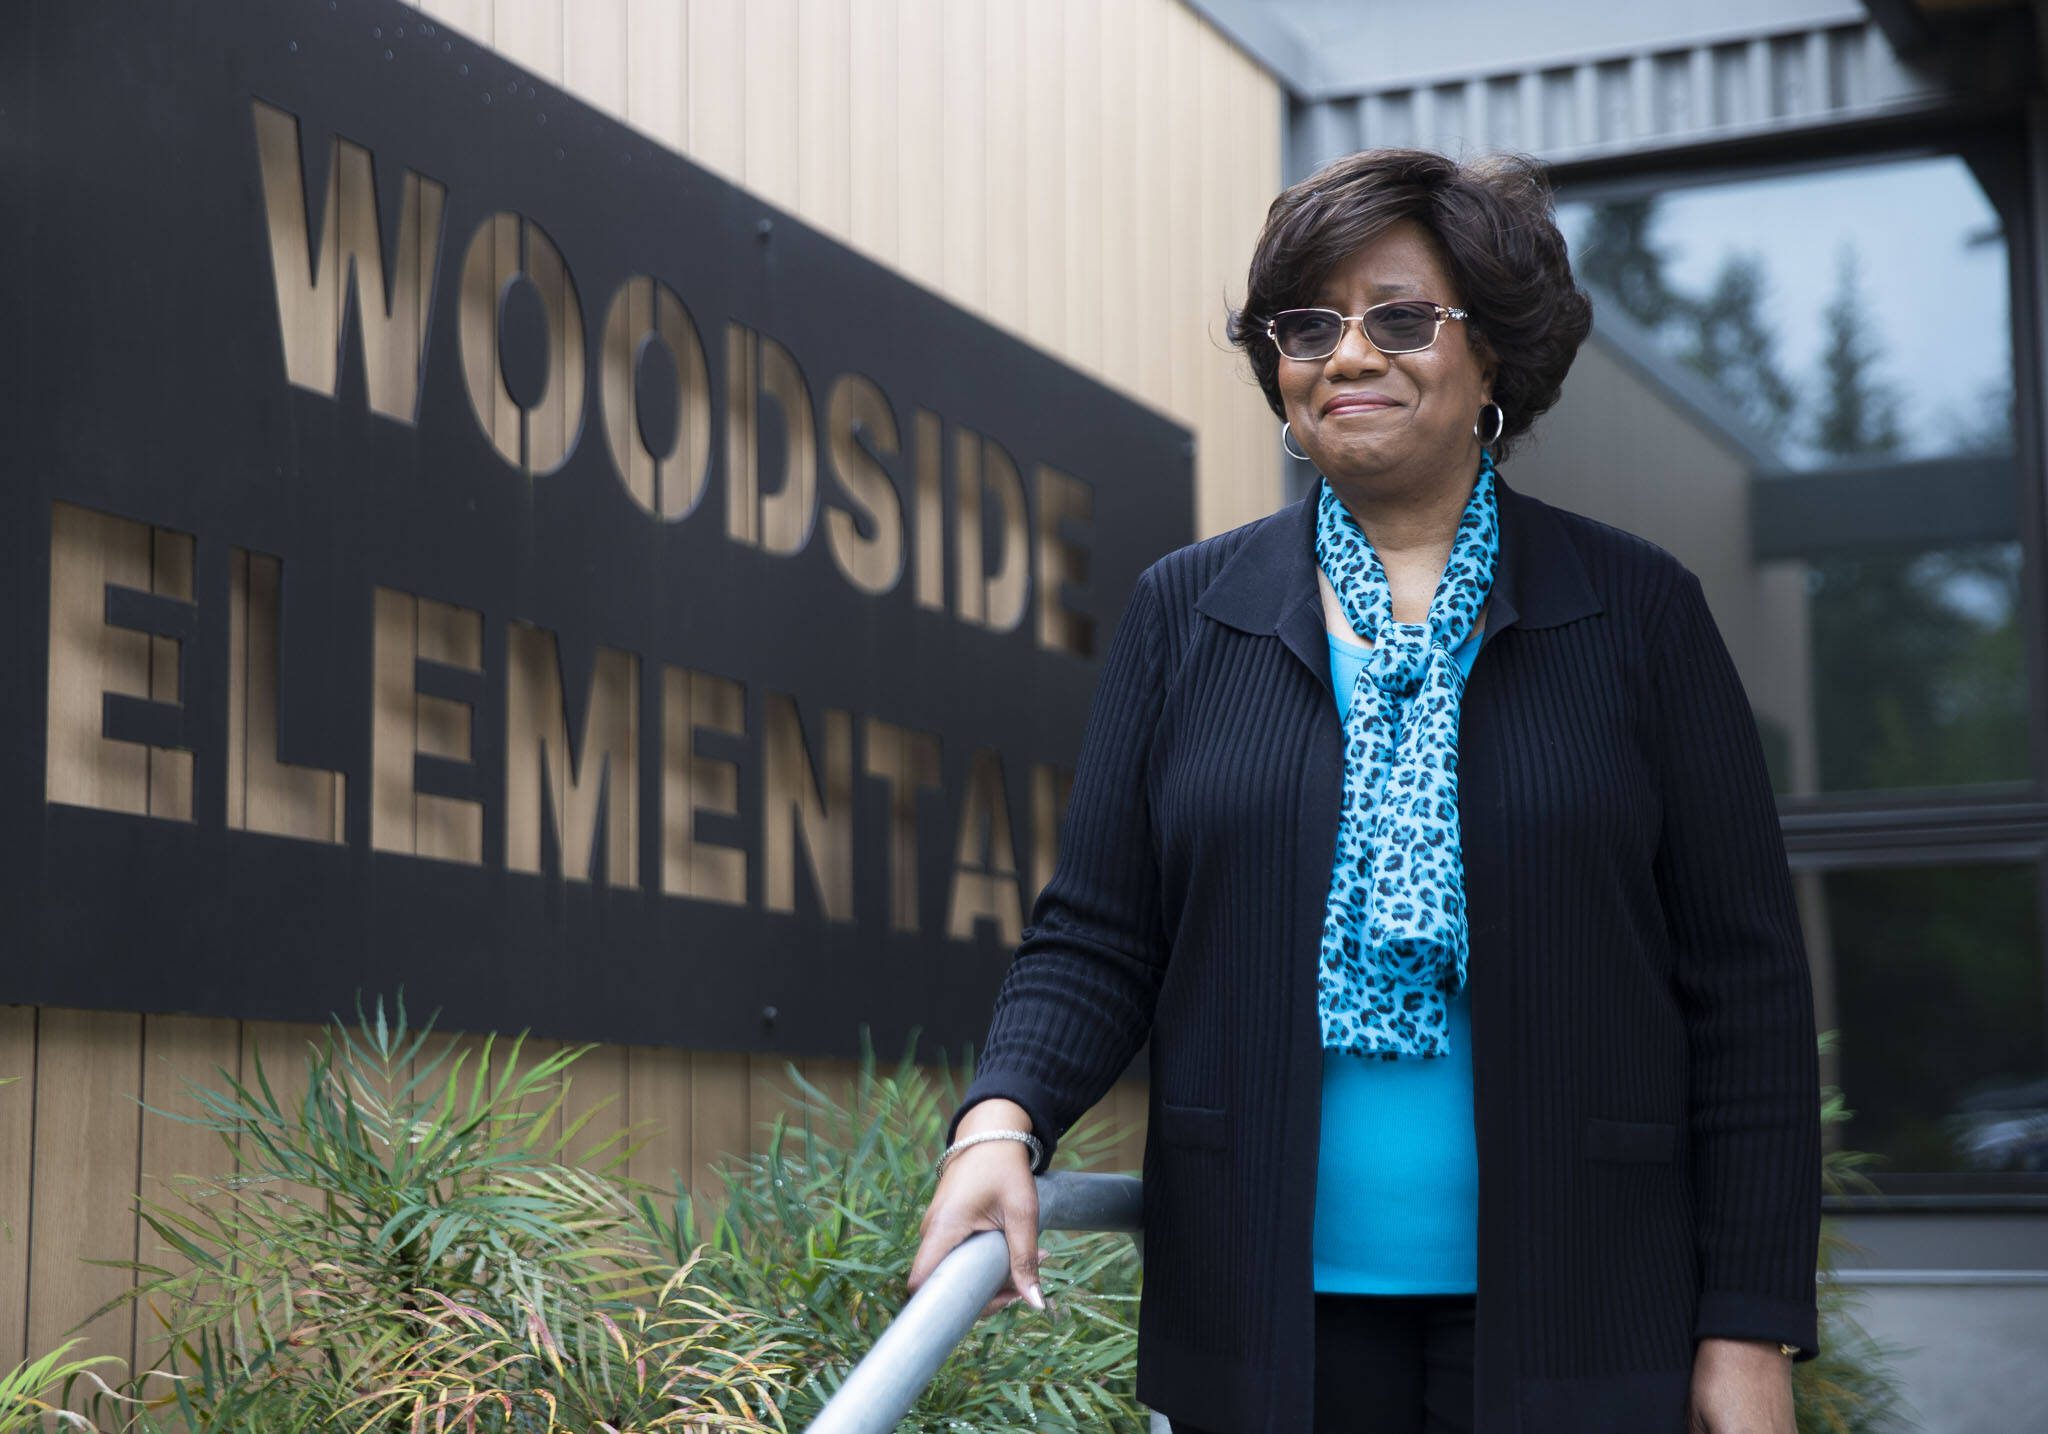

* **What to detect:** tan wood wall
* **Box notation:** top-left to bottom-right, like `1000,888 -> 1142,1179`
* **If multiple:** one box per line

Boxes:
3,0 -> 1284,1385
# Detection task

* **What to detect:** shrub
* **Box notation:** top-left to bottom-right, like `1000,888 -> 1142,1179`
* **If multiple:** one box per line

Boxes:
21,1008 -> 1911,1433
77,996 -> 790,1434
629,1030 -> 1147,1432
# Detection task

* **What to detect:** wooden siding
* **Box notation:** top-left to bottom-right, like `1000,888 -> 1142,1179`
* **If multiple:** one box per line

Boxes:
4,0 -> 1283,1385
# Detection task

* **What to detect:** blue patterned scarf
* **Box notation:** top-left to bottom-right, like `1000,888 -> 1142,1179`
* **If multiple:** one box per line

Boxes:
1313,451 -> 1500,1059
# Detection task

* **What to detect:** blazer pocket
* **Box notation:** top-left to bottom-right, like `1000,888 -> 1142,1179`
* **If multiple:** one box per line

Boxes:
1583,1116 -> 1678,1164
1157,1100 -> 1228,1150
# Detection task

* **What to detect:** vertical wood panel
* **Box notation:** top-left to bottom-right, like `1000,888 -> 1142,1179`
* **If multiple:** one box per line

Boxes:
747,1052 -> 807,1157
893,0 -> 945,287
688,1051 -> 750,1207
242,1017 -> 336,1246
624,0 -> 687,149
491,0 -> 566,84
417,0 -> 494,49
0,1007 -> 35,1370
564,0 -> 627,118
1132,0 -> 1173,406
1195,25 -> 1232,540
134,1015 -> 241,1374
27,1009 -> 142,1382
800,1054 -> 862,1133
1241,38 -> 1286,531
624,1046 -> 691,1195
686,2 -> 746,181
443,1028 -> 500,1125
504,1035 -> 564,1155
1164,0 -> 1203,424
795,0 -> 854,238
742,0 -> 801,212
1021,0 -> 1067,357
560,1042 -> 630,1171
1096,0 -> 1138,393
1060,0 -> 1104,374
982,1 -> 1027,339
847,0 -> 900,264
939,1 -> 987,311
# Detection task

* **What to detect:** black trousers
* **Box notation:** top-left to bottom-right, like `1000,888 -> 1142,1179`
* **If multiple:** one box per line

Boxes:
1173,1292 -> 1477,1434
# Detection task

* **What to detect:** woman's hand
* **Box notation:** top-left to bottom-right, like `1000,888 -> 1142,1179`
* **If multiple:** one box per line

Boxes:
1686,1337 -> 1795,1433
907,1098 -> 1052,1320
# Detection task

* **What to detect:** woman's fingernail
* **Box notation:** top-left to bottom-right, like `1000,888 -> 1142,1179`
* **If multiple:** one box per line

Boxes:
1024,1283 -> 1046,1311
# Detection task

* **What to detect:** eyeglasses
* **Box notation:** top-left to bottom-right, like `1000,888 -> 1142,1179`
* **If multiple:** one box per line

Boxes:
1264,301 -> 1469,361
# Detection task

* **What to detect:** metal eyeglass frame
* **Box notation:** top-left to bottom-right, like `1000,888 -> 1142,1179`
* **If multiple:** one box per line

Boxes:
1264,300 -> 1470,360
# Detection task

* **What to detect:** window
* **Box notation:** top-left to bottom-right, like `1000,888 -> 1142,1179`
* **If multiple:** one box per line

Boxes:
1545,153 -> 2025,801
1534,145 -> 2047,1193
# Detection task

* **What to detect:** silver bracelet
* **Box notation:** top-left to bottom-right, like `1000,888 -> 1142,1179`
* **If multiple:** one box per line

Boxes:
936,1128 -> 1044,1180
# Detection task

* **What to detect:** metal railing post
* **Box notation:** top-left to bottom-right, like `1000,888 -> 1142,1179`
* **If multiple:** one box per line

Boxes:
804,1171 -> 1152,1434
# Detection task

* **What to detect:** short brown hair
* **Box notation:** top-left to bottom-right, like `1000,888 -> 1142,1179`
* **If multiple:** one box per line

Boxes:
1226,148 -> 1593,465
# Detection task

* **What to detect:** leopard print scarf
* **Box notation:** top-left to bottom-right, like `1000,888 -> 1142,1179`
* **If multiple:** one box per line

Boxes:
1312,451 -> 1500,1059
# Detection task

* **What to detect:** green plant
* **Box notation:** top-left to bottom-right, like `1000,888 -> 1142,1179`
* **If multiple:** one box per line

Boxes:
79,995 -> 788,1434
1795,1029 -> 1916,1434
18,1008 -> 1925,1434
347,1254 -> 792,1432
632,1029 -> 1147,1433
0,1337 -> 126,1428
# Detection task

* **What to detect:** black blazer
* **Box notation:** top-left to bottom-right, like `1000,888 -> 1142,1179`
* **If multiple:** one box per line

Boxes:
948,470 -> 1822,1433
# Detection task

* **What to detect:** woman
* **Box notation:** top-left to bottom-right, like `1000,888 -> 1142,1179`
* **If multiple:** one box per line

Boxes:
907,148 -> 1820,1434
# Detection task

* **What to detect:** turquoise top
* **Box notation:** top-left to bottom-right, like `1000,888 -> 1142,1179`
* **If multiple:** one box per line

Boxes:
1313,619 -> 1485,1294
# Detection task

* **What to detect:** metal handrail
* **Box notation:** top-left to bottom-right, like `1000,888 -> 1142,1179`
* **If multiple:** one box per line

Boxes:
804,1171 -> 1168,1434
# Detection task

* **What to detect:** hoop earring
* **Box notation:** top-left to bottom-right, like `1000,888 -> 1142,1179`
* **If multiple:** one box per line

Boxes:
1474,401 -> 1506,448
1281,421 -> 1311,462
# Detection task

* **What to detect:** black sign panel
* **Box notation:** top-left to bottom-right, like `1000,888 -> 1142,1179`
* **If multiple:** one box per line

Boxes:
1,0 -> 1193,1059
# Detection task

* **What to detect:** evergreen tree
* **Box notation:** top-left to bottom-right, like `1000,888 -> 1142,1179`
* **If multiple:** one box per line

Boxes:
1574,198 -> 1688,332
1812,243 -> 1903,460
1678,251 -> 1799,446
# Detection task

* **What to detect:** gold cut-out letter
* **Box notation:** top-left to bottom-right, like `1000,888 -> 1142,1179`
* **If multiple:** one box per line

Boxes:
913,408 -> 946,612
1033,465 -> 1095,657
824,373 -> 905,595
45,504 -> 194,822
946,749 -> 1023,944
229,551 -> 346,844
863,717 -> 942,932
601,276 -> 712,521
953,429 -> 1029,632
660,665 -> 748,905
505,624 -> 639,887
762,693 -> 854,920
370,588 -> 484,864
725,324 -> 819,555
251,98 -> 445,422
458,213 -> 587,475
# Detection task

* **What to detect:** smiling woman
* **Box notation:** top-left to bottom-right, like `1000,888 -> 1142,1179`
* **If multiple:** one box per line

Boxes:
1231,150 -> 1592,475
915,144 -> 1821,1434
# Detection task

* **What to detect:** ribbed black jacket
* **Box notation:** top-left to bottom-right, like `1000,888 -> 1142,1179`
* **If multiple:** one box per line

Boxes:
948,470 -> 1822,1433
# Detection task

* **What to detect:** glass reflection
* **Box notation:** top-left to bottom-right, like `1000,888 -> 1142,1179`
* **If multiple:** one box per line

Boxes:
1563,159 -> 2012,471
1814,862 -> 2047,1180
1528,154 -> 2028,797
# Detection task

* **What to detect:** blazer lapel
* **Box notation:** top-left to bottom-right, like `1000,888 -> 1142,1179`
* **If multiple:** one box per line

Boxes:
1190,468 -> 1605,691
